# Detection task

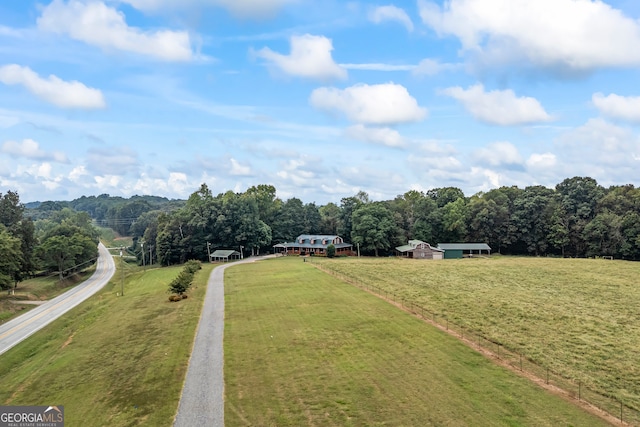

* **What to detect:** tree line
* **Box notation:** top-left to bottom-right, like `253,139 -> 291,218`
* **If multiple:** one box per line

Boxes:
21,176 -> 640,271
0,192 -> 98,291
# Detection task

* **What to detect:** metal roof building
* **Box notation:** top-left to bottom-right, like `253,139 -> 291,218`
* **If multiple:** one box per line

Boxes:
437,243 -> 492,259
210,249 -> 241,262
395,240 -> 444,260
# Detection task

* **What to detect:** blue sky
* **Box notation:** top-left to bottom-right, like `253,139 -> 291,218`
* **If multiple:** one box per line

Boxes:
1,0 -> 639,204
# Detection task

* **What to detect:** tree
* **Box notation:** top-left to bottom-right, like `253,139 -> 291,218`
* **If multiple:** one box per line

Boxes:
38,234 -> 92,280
511,186 -> 554,255
440,198 -> 468,242
338,193 -> 366,238
427,187 -> 465,208
411,196 -> 439,244
0,227 -> 22,290
271,197 -> 306,243
583,212 -> 623,257
351,202 -> 398,256
555,177 -> 605,256
319,203 -> 341,235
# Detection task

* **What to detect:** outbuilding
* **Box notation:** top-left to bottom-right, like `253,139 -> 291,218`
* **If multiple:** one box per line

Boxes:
437,243 -> 491,259
210,249 -> 241,262
395,240 -> 444,260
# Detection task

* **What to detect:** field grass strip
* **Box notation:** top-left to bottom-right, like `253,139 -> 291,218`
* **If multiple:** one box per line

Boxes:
311,257 -> 640,426
224,257 -> 611,427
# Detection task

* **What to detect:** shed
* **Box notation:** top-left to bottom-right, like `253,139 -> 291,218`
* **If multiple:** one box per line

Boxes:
437,243 -> 491,259
210,249 -> 241,262
395,240 -> 444,260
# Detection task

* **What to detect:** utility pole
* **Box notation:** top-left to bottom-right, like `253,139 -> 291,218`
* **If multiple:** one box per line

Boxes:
207,242 -> 212,263
357,242 -> 360,257
120,246 -> 124,296
141,241 -> 145,271
239,245 -> 244,259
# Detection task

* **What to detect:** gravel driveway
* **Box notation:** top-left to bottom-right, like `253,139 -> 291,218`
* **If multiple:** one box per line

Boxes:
174,256 -> 269,427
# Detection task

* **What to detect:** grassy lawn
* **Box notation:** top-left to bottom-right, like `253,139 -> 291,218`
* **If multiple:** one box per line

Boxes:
312,255 -> 640,415
0,270 -> 95,324
224,257 -> 609,426
0,261 -> 213,427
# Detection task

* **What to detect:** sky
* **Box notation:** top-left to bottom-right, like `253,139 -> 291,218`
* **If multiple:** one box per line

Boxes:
1,0 -> 639,205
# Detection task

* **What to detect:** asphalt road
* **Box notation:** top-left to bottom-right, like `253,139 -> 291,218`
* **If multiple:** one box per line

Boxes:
0,242 -> 116,356
173,256 -> 268,427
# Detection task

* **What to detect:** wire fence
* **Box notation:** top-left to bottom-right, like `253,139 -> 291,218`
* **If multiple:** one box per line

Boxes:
311,260 -> 640,426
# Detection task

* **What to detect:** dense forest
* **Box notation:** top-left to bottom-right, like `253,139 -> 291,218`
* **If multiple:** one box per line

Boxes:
1,175 -> 637,286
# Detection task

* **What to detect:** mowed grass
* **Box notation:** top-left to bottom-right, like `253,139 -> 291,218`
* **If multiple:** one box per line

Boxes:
0,270 -> 94,323
313,256 -> 640,411
0,261 -> 213,427
224,257 -> 608,426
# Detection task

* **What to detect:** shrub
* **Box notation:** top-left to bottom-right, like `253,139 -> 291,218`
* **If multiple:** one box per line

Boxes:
184,260 -> 202,274
327,244 -> 336,258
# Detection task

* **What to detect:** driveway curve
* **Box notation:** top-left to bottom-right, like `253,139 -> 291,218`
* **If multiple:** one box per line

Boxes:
0,242 -> 116,356
174,256 -> 269,427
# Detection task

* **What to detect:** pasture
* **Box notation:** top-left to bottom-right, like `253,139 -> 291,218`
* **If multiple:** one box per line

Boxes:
224,257 -> 609,426
313,255 -> 640,416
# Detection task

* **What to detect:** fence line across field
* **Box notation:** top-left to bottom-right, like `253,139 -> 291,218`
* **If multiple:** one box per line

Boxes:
311,261 -> 640,427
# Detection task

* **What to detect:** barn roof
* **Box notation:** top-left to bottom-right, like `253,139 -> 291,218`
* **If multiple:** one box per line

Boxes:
437,243 -> 491,251
396,240 -> 444,253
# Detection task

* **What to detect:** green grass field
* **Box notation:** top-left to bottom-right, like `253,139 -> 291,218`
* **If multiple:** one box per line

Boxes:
313,255 -> 640,414
224,257 -> 609,426
0,261 -> 212,426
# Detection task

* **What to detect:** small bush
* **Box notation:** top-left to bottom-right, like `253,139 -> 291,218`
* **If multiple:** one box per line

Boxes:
184,260 -> 202,274
168,295 -> 181,302
327,244 -> 336,258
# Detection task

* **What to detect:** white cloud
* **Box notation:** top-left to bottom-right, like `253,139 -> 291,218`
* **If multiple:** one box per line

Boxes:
130,172 -> 190,195
592,93 -> 640,123
229,158 -> 252,176
69,165 -> 89,182
0,64 -> 106,109
442,84 -> 552,126
345,124 -> 405,148
310,82 -> 427,125
37,0 -> 195,62
526,153 -> 557,169
419,0 -> 640,73
473,141 -> 523,167
369,5 -> 414,32
2,139 -> 68,162
254,34 -> 347,81
277,160 -> 316,187
119,0 -> 296,19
